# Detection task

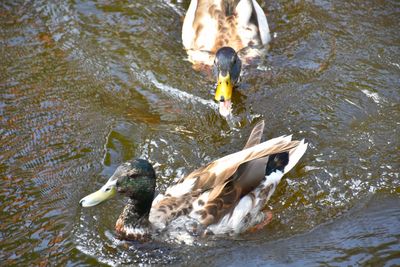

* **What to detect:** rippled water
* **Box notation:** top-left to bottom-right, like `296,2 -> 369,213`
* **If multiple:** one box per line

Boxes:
1,0 -> 399,265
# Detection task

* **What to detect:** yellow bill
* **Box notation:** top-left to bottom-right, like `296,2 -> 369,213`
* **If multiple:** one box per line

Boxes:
79,179 -> 117,207
215,73 -> 233,117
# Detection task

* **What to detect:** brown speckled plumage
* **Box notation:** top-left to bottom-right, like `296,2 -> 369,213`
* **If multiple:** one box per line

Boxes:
182,0 -> 271,65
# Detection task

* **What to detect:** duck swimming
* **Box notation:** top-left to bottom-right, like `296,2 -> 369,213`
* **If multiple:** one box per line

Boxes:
80,121 -> 307,243
182,0 -> 271,116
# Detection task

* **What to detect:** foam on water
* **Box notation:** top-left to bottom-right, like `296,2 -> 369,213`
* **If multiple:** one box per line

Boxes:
129,64 -> 218,111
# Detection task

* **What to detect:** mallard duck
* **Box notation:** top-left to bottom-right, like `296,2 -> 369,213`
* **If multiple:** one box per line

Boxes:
80,121 -> 307,243
182,0 -> 271,116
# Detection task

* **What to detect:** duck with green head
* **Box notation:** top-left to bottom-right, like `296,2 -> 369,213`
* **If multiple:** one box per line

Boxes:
182,0 -> 271,116
80,121 -> 307,243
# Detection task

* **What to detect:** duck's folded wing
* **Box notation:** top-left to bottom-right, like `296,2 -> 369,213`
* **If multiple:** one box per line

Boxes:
191,138 -> 307,228
179,135 -> 298,193
182,0 -> 220,51
192,156 -> 269,225
250,0 -> 271,44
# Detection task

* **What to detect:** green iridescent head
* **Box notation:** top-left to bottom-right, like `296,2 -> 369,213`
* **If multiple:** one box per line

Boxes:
80,159 -> 156,210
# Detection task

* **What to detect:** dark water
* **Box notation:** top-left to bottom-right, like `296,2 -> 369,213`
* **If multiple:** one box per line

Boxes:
1,0 -> 399,265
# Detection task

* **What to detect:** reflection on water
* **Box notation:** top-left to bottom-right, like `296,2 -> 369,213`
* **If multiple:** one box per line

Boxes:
1,0 -> 399,265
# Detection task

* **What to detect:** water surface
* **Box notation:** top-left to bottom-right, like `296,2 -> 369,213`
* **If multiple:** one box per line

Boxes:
1,0 -> 399,265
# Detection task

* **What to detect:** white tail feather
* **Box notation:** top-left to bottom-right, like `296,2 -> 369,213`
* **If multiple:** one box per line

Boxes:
251,0 -> 271,44
284,139 -> 308,174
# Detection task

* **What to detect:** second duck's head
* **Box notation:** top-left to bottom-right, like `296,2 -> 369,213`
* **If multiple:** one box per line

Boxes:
80,159 -> 156,213
213,47 -> 242,117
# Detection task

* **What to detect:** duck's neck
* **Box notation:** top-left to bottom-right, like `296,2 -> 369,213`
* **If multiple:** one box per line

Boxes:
115,198 -> 152,241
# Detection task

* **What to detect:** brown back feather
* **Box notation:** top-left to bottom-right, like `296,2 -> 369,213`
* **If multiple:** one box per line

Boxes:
151,191 -> 201,225
192,0 -> 245,52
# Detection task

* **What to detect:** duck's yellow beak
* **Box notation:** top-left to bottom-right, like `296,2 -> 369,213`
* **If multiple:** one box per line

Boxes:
215,73 -> 233,116
215,73 -> 233,102
79,179 -> 117,207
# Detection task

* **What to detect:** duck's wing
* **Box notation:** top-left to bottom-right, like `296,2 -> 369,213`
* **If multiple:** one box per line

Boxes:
181,0 -> 197,50
250,0 -> 271,44
188,138 -> 305,226
172,120 -> 270,192
234,0 -> 271,48
182,0 -> 220,52
243,120 -> 265,149
180,134 -> 296,191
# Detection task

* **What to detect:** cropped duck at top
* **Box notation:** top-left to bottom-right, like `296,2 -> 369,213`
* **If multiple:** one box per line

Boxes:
80,120 -> 307,244
182,0 -> 271,116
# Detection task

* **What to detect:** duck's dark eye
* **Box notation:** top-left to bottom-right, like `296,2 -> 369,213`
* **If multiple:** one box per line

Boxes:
105,187 -> 111,192
129,173 -> 138,179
